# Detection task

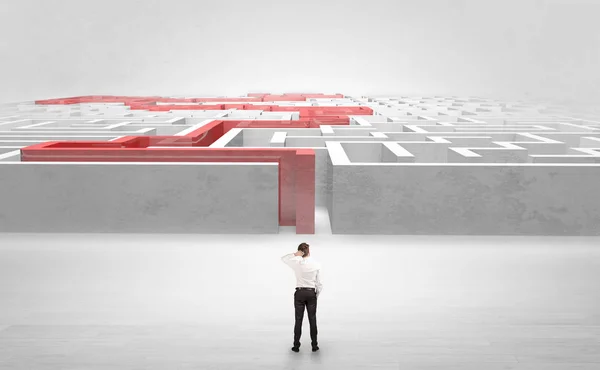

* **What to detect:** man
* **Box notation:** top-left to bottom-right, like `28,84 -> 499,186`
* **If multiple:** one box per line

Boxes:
281,242 -> 323,353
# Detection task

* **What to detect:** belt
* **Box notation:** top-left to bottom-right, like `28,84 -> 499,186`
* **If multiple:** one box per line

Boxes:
296,287 -> 315,290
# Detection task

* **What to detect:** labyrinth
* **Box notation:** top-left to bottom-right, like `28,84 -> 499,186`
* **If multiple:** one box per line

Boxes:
1,93 -> 599,235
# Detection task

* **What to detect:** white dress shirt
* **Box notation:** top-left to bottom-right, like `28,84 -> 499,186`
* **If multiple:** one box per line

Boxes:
281,253 -> 323,298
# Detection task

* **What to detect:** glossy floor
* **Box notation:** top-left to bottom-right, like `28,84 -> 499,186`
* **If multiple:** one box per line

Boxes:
0,216 -> 599,369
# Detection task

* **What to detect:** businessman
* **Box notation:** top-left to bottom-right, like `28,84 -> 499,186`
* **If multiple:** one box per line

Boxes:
281,242 -> 323,353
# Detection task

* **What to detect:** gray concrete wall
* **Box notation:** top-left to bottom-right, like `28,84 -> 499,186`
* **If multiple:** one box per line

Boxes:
242,128 -> 322,147
314,148 -> 327,207
328,164 -> 600,235
0,162 -> 279,233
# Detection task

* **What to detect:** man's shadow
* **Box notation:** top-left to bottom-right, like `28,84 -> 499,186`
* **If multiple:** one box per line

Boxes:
284,344 -> 323,368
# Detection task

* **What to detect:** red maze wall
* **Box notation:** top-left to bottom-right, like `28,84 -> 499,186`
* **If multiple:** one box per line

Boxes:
25,94 -> 373,234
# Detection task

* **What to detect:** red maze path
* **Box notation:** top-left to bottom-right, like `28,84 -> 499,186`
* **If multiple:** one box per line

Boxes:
25,94 -> 373,234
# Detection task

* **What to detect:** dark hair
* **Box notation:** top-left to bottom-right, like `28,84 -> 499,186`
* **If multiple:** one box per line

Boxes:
298,242 -> 310,256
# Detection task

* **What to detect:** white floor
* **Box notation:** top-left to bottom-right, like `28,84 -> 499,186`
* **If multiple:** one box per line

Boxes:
0,210 -> 599,369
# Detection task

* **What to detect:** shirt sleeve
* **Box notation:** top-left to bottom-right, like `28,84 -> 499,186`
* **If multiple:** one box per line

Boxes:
281,253 -> 301,268
315,269 -> 323,298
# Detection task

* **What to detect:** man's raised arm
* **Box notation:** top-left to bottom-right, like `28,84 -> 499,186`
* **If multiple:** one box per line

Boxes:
281,253 -> 301,267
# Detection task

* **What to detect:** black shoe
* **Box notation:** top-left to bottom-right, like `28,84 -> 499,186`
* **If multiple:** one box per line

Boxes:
312,345 -> 319,352
291,346 -> 300,352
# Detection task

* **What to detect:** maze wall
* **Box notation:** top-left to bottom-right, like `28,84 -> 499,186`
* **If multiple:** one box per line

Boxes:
1,94 -> 599,235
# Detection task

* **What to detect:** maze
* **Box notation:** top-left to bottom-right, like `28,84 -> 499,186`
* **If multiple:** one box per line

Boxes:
1,94 -> 600,235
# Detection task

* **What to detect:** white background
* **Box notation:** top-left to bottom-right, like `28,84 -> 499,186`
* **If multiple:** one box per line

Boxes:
1,0 -> 599,108
1,232 -> 599,368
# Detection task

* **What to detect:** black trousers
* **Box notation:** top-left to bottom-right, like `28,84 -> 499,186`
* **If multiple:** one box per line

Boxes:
293,288 -> 318,347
